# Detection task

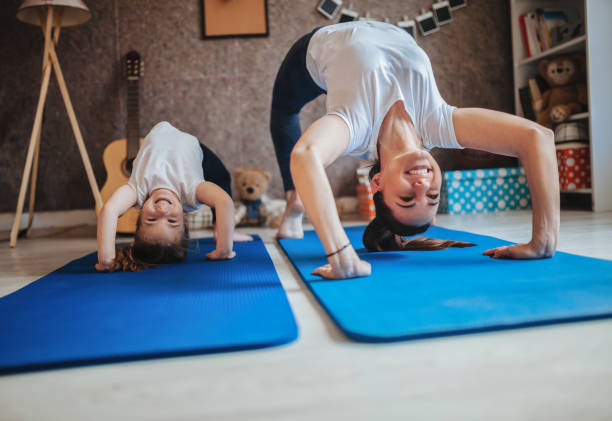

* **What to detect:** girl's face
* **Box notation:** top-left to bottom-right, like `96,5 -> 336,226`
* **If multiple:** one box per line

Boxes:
139,188 -> 185,244
371,149 -> 442,227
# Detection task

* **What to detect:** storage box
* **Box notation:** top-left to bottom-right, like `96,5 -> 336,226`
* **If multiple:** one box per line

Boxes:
356,184 -> 375,221
440,167 -> 532,214
556,142 -> 591,191
356,167 -> 375,221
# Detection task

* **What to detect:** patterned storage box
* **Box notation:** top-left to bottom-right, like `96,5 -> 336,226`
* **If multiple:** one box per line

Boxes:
556,143 -> 591,191
356,167 -> 375,221
186,205 -> 214,229
356,184 -> 375,221
440,167 -> 532,214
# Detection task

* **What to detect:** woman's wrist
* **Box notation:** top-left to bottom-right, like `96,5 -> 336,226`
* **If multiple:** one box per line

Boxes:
327,243 -> 358,265
530,231 -> 558,257
325,242 -> 351,258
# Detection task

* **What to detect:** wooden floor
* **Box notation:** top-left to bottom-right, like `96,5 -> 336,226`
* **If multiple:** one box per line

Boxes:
1,210 -> 611,421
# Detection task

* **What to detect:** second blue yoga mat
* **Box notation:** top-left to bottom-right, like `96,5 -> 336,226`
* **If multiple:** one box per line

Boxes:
278,226 -> 612,342
0,236 -> 297,374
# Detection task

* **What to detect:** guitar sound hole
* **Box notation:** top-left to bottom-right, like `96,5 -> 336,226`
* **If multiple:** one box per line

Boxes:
122,158 -> 135,176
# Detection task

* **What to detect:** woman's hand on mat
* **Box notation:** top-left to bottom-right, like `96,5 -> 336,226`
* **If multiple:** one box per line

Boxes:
206,248 -> 236,260
312,251 -> 371,279
483,240 -> 555,259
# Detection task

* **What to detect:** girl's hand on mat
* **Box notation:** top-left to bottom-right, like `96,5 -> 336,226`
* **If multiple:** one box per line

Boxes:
312,253 -> 371,279
206,248 -> 236,260
95,260 -> 115,272
483,241 -> 554,259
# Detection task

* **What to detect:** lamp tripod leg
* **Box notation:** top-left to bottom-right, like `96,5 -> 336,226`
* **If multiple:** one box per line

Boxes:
48,43 -> 104,212
9,8 -> 55,247
25,120 -> 43,238
26,11 -> 63,237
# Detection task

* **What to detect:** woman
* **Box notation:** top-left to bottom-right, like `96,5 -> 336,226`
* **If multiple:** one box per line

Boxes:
270,21 -> 559,280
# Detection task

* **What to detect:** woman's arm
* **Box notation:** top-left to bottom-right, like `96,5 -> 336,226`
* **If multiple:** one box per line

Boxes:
196,182 -> 235,260
452,108 -> 559,258
291,114 -> 371,279
96,184 -> 138,271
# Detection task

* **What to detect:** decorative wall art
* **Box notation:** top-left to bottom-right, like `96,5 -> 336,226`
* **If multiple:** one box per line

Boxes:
315,0 -> 468,40
201,0 -> 269,39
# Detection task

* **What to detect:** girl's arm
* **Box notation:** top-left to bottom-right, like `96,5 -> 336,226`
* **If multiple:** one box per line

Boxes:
452,108 -> 559,258
96,184 -> 138,271
291,114 -> 371,279
196,182 -> 235,260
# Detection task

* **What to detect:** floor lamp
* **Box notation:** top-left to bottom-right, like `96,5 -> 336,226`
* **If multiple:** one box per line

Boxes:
10,0 -> 103,247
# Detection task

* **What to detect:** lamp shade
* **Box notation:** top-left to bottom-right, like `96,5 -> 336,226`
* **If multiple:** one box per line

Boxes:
17,0 -> 91,27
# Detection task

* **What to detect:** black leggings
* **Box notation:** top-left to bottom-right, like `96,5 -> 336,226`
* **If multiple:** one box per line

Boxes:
270,28 -> 326,192
200,143 -> 231,222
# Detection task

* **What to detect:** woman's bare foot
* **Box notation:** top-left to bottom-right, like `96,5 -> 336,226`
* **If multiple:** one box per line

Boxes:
276,190 -> 305,239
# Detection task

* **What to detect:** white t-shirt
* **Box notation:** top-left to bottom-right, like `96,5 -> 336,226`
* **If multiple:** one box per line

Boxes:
305,21 -> 462,162
127,121 -> 205,212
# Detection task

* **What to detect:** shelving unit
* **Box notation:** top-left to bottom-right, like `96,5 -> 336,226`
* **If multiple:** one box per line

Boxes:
509,0 -> 612,211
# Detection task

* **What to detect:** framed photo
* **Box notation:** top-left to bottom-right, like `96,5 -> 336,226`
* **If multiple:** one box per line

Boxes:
416,11 -> 439,36
397,19 -> 416,39
338,8 -> 359,23
316,0 -> 342,19
201,0 -> 269,39
433,1 -> 453,25
448,0 -> 467,11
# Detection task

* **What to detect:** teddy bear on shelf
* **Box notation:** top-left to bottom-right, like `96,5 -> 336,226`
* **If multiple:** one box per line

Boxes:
534,55 -> 587,128
233,168 -> 284,228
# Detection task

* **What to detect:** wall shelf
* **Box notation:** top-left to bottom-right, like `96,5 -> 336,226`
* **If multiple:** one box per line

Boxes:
561,188 -> 592,194
519,35 -> 586,66
509,0 -> 612,211
567,111 -> 589,120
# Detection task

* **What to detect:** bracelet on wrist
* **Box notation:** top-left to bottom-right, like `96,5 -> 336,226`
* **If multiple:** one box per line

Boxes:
325,242 -> 352,258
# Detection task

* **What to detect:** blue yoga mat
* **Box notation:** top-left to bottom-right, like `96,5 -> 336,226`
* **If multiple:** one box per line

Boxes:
0,236 -> 297,374
278,226 -> 612,342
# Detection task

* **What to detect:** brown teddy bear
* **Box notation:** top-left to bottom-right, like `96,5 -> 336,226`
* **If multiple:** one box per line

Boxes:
534,55 -> 587,128
233,168 -> 283,227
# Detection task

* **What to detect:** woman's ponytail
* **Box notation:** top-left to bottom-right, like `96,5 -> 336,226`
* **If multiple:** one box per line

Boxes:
363,217 -> 475,252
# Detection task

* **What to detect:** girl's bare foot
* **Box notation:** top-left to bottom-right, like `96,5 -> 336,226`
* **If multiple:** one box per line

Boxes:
234,232 -> 254,242
213,227 -> 253,242
276,190 -> 305,239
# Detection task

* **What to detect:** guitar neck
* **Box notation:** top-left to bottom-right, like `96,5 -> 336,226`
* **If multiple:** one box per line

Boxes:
126,79 -> 140,159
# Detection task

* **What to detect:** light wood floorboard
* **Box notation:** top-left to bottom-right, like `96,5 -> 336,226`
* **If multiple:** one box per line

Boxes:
0,210 -> 611,421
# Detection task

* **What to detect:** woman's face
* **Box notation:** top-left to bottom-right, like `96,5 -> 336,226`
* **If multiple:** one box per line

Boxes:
138,188 -> 185,244
370,149 -> 442,227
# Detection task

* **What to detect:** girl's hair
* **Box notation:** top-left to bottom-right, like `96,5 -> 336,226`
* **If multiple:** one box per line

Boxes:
111,214 -> 190,272
364,160 -> 475,252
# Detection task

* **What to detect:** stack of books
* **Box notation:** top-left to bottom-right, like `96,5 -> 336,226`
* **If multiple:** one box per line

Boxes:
518,8 -> 583,58
518,76 -> 548,122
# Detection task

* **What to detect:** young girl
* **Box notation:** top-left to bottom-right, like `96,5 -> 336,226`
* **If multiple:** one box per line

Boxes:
96,121 -> 248,272
270,21 -> 559,279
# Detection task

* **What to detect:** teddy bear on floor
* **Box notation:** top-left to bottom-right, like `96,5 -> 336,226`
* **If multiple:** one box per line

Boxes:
534,55 -> 587,128
233,168 -> 284,227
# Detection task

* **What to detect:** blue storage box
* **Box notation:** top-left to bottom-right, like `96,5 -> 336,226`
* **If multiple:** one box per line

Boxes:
440,167 -> 532,214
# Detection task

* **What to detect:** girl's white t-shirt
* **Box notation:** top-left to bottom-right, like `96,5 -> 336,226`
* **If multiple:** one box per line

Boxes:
305,21 -> 462,162
127,121 -> 205,212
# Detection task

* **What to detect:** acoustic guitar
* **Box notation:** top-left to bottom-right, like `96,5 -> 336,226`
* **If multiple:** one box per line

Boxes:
100,51 -> 144,233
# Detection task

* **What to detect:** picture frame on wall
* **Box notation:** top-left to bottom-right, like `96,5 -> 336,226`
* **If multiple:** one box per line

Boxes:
201,0 -> 269,39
